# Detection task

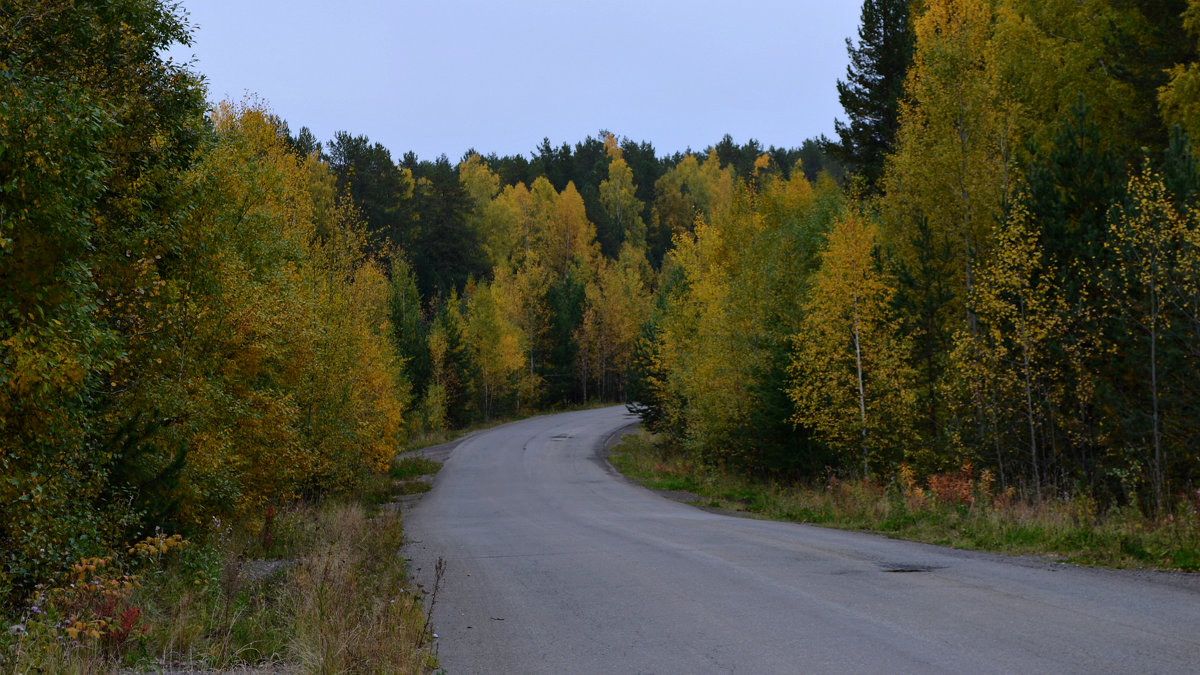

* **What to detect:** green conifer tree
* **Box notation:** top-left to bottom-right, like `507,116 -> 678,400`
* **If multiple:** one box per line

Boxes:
831,0 -> 914,191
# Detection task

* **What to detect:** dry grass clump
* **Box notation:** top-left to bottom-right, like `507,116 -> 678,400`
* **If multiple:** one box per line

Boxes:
288,503 -> 431,674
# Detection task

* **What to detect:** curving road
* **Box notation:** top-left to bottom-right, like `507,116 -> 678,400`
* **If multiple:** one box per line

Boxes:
402,406 -> 1200,674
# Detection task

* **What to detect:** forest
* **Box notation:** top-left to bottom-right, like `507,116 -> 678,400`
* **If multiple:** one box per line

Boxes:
4,0 -> 1200,621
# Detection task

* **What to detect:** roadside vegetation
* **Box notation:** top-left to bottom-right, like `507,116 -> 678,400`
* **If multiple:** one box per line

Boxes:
611,430 -> 1200,572
0,456 -> 442,673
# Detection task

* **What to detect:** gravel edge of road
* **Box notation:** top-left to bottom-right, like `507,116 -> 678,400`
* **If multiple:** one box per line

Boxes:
594,418 -> 742,516
406,434 -> 475,464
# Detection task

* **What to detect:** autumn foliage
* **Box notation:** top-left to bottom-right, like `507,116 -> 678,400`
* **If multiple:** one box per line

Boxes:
0,3 -> 407,603
631,0 -> 1200,525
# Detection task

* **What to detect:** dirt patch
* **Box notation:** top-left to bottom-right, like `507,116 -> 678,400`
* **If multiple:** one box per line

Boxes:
653,489 -> 705,504
128,661 -> 297,674
240,559 -> 296,584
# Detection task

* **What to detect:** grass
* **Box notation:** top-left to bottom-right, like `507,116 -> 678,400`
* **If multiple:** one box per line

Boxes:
390,454 -> 442,497
1,464 -> 443,674
609,430 -> 1200,572
391,455 -> 443,480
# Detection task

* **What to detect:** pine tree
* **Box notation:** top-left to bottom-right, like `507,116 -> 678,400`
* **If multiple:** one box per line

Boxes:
389,256 -> 430,399
325,132 -> 414,253
832,0 -> 914,191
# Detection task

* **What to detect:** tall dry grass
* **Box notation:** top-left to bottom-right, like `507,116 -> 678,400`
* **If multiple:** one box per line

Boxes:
288,503 -> 430,674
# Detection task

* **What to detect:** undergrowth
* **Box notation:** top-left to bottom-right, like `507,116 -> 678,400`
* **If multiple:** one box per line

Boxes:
392,455 -> 443,481
0,463 -> 443,673
609,430 -> 1200,572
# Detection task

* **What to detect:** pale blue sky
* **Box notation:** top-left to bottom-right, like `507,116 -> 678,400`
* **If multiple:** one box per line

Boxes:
167,1 -> 862,161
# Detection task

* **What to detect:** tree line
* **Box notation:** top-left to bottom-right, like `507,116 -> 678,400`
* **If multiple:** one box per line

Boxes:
634,0 -> 1200,520
296,122 -> 841,428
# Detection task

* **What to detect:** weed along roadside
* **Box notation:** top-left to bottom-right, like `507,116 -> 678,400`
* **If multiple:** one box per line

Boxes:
608,429 -> 1200,573
0,454 -> 445,673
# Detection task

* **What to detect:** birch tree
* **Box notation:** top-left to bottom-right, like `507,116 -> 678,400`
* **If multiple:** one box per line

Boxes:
1106,165 -> 1188,514
951,196 -> 1067,491
790,210 -> 915,477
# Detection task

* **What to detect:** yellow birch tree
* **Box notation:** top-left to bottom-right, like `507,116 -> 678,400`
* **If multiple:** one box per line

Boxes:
1105,165 -> 1189,514
789,210 -> 915,477
576,244 -> 652,400
1160,0 -> 1200,145
949,196 -> 1067,489
464,282 -> 523,420
599,135 -> 648,252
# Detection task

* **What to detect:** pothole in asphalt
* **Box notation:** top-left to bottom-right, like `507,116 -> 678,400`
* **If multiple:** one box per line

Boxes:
551,434 -> 572,440
880,564 -> 944,573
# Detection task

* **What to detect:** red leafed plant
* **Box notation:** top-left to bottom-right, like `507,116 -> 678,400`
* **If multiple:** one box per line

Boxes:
110,605 -> 146,646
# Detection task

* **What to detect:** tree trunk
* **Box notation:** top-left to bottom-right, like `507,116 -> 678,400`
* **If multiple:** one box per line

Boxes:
1150,279 -> 1162,516
1019,300 -> 1039,496
853,293 -> 869,478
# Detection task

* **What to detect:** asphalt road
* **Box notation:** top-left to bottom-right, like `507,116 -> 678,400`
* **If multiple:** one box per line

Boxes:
402,406 -> 1200,674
